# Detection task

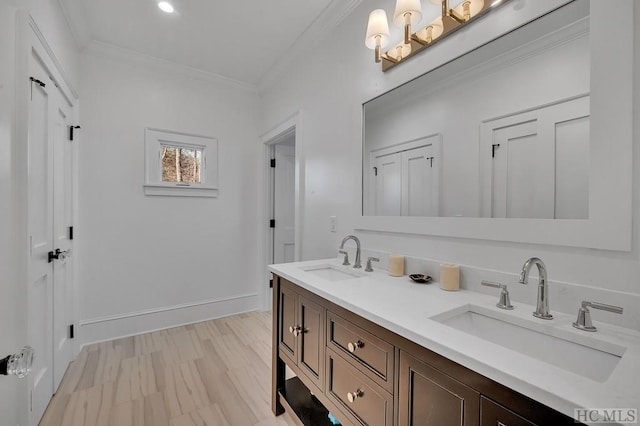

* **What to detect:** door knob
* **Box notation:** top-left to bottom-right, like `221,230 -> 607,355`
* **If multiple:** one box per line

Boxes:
48,248 -> 71,263
0,346 -> 34,378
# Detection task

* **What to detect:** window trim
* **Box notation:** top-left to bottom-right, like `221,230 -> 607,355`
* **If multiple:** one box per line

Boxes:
144,128 -> 219,197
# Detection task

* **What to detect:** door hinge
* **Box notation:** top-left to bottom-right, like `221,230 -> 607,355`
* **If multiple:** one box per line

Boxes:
69,226 -> 74,240
373,166 -> 378,176
270,219 -> 276,228
492,144 -> 500,158
69,125 -> 81,141
69,324 -> 75,339
270,158 -> 276,168
30,76 -> 46,87
426,156 -> 434,167
269,278 -> 273,288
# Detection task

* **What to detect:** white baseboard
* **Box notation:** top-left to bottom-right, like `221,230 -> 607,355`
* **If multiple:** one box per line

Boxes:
78,293 -> 260,348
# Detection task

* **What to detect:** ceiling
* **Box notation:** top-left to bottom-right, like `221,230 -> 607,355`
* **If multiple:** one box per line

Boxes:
60,0 -> 361,87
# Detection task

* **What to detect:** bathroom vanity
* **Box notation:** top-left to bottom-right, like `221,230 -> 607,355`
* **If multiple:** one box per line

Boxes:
270,260 -> 640,426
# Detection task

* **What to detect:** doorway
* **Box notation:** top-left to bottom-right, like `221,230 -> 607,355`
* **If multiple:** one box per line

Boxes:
261,112 -> 303,311
271,133 -> 296,265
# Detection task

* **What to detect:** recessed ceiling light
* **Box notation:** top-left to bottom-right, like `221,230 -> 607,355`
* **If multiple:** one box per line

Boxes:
158,1 -> 174,13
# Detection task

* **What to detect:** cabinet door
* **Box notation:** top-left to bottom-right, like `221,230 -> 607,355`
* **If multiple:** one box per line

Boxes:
480,397 -> 537,426
398,351 -> 479,426
298,295 -> 325,390
278,283 -> 298,365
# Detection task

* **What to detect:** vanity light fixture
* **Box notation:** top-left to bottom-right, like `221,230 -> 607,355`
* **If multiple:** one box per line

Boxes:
365,0 -> 510,71
158,1 -> 174,13
365,9 -> 392,63
394,0 -> 423,44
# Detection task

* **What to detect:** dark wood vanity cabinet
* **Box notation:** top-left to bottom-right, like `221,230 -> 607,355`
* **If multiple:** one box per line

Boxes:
480,397 -> 537,426
276,278 -> 325,391
398,351 -> 479,426
272,274 -> 579,426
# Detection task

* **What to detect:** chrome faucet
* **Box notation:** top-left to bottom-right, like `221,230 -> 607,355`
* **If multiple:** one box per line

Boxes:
339,235 -> 361,269
518,257 -> 553,320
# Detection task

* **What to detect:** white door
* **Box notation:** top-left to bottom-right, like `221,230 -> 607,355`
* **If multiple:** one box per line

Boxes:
481,96 -> 589,219
273,143 -> 295,264
51,87 -> 74,390
27,57 -> 54,425
401,145 -> 437,216
374,152 -> 402,216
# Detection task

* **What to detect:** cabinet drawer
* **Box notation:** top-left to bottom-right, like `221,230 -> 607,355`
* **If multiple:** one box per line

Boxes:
326,348 -> 393,426
327,311 -> 394,392
480,397 -> 537,426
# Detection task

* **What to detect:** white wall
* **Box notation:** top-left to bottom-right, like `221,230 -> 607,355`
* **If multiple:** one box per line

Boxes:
260,0 -> 640,323
77,52 -> 263,345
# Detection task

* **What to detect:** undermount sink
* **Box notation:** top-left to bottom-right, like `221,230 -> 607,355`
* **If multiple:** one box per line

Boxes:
301,264 -> 365,281
432,305 -> 626,382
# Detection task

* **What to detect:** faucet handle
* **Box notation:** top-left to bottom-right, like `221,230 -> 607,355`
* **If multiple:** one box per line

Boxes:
365,257 -> 380,272
481,280 -> 514,310
339,250 -> 350,266
573,301 -> 623,332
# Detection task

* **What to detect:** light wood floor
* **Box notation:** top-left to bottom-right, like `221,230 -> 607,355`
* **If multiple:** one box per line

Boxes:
40,311 -> 297,426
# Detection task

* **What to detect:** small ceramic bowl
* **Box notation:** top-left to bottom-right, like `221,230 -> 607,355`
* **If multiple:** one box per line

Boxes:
409,274 -> 432,284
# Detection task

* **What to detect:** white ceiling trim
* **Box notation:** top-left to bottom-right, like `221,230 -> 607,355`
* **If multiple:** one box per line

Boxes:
257,0 -> 362,92
57,0 -> 91,49
84,40 -> 258,92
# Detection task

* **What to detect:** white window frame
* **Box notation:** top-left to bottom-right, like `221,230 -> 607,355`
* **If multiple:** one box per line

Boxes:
144,128 -> 219,197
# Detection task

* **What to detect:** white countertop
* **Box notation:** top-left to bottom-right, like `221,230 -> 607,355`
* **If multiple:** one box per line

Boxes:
269,258 -> 640,423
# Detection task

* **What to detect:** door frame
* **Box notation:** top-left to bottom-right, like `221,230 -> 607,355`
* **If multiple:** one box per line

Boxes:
14,11 -> 79,425
260,111 -> 304,310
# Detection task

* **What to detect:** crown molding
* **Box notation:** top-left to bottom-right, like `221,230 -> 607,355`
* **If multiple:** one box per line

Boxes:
57,0 -> 91,49
257,0 -> 362,92
84,40 -> 258,93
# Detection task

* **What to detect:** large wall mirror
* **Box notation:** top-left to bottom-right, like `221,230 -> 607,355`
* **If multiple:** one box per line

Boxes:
358,0 -> 633,251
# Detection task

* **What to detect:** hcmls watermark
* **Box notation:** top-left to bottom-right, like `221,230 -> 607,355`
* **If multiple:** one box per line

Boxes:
574,408 -> 638,424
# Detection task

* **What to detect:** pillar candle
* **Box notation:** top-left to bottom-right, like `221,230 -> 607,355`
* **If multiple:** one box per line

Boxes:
440,263 -> 460,291
388,254 -> 405,277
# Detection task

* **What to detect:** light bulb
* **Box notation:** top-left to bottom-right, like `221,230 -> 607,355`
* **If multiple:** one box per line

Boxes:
158,1 -> 174,13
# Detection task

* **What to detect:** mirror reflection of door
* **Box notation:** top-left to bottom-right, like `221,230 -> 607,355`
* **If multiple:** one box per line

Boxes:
371,135 -> 441,217
481,95 -> 589,219
362,1 -> 590,219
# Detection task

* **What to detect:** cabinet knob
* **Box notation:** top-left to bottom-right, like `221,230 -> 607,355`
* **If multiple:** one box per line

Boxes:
347,389 -> 363,403
289,325 -> 301,336
347,340 -> 364,353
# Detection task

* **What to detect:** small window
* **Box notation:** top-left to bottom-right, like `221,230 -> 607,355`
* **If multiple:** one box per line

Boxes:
161,145 -> 202,184
144,128 -> 218,197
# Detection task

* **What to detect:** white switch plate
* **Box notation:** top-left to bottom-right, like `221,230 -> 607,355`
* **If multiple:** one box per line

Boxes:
329,216 -> 337,232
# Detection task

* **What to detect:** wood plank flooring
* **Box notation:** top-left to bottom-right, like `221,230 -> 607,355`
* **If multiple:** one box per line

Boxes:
40,311 -> 297,426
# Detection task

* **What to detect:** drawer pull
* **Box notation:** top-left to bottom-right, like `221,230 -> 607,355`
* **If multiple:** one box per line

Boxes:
289,325 -> 301,336
347,340 -> 364,353
347,389 -> 363,403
